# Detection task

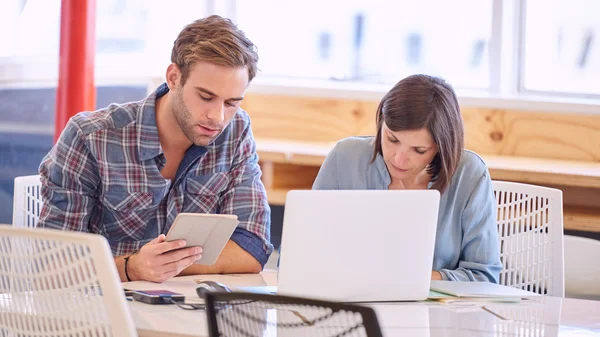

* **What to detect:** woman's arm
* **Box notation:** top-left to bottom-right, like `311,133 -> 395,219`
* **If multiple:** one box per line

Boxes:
439,172 -> 503,282
312,147 -> 339,190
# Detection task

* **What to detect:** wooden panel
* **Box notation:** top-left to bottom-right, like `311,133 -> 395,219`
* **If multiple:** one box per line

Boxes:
272,163 -> 320,190
564,206 -> 600,233
255,139 -> 600,189
258,161 -> 274,189
265,188 -> 288,205
246,93 -> 600,233
243,94 -> 600,162
483,155 -> 600,189
263,164 -> 319,206
242,94 -> 377,142
547,185 -> 600,209
462,108 -> 600,162
256,139 -> 334,166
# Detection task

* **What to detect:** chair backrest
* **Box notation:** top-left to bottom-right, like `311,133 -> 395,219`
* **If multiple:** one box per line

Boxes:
12,175 -> 43,228
0,226 -> 137,337
492,180 -> 565,297
203,292 -> 383,337
564,234 -> 600,299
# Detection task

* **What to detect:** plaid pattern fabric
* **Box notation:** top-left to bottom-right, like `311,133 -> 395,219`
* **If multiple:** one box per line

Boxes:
38,84 -> 273,266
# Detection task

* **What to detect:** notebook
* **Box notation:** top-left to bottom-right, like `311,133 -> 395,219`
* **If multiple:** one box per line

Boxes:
430,280 -> 542,300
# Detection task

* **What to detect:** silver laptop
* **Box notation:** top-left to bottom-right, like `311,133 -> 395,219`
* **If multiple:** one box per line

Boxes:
276,189 -> 440,303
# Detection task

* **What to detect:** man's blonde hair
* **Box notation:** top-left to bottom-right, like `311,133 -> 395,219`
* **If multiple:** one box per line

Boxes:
171,15 -> 259,85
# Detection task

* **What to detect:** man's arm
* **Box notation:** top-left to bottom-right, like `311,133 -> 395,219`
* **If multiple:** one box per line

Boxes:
116,235 -> 259,283
182,121 -> 273,275
179,240 -> 261,275
38,118 -> 100,232
121,233 -> 262,282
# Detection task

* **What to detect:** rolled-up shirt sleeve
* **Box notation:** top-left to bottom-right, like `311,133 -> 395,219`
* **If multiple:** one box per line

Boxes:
219,123 -> 273,267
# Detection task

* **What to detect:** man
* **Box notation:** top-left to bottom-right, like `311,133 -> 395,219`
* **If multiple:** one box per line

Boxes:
38,15 -> 272,283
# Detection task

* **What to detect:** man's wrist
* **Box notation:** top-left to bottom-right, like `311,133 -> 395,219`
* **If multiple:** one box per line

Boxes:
124,250 -> 139,282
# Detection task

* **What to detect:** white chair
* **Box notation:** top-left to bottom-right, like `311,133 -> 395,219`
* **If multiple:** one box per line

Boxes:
564,234 -> 600,300
492,180 -> 565,297
0,226 -> 136,337
12,175 -> 42,228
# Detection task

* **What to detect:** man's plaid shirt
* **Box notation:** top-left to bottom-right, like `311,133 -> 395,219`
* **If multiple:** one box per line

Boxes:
38,83 -> 273,266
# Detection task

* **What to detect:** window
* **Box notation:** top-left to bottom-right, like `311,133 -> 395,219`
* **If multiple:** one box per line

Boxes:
237,0 -> 493,90
0,0 -> 211,83
97,0 -> 211,77
0,0 -> 599,100
0,0 -> 60,59
522,0 -> 600,96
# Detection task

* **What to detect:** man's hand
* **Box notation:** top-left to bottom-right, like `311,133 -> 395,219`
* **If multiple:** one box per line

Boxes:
431,271 -> 443,280
127,234 -> 203,283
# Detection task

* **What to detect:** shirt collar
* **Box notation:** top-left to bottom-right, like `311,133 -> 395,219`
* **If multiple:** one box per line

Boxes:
137,83 -> 170,161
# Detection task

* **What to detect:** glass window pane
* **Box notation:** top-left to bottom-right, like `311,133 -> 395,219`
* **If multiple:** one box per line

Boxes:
523,0 -> 600,96
142,0 -> 210,70
13,0 -> 61,58
0,0 -> 20,57
96,0 -> 148,54
7,0 -> 209,61
236,0 -> 493,89
95,0 -> 211,73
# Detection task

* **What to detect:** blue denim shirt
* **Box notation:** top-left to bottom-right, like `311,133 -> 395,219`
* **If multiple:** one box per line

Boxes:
312,136 -> 502,282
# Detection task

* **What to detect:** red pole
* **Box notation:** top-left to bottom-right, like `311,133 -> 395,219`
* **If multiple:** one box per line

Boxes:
54,0 -> 96,142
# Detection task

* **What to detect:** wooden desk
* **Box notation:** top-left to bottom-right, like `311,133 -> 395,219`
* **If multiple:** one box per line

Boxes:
255,138 -> 600,233
124,271 -> 600,337
256,139 -> 600,189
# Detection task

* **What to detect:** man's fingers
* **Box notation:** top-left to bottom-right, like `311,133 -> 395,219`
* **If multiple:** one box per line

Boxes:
148,234 -> 166,245
172,247 -> 203,261
162,254 -> 202,275
152,239 -> 187,255
157,246 -> 202,265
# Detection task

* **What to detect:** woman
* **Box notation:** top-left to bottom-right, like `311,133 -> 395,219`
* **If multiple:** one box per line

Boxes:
313,74 -> 502,282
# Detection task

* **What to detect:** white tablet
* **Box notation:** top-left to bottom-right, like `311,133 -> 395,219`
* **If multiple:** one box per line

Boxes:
165,213 -> 239,265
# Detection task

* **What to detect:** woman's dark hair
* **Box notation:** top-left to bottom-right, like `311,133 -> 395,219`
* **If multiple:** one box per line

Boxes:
372,74 -> 464,193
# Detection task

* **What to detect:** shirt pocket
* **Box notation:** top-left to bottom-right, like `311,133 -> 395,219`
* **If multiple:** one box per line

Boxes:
184,172 -> 230,213
102,191 -> 155,241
